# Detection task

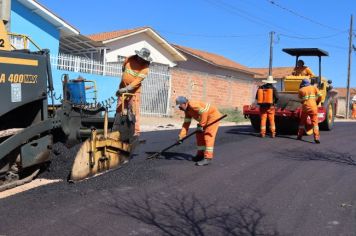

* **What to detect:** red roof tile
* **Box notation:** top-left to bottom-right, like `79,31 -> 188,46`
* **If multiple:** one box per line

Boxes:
173,44 -> 256,74
87,27 -> 149,42
334,88 -> 356,98
250,67 -> 295,79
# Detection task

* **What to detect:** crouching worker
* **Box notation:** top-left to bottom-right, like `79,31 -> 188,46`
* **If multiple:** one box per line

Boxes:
256,75 -> 279,138
297,79 -> 322,144
176,96 -> 221,166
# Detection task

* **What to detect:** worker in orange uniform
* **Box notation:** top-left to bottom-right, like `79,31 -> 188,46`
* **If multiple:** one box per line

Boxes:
176,96 -> 222,166
256,75 -> 279,138
297,79 -> 322,143
116,48 -> 152,137
292,60 -> 315,77
352,96 -> 356,119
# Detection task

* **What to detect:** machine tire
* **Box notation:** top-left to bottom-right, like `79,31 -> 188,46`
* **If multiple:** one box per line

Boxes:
319,98 -> 335,131
250,116 -> 261,131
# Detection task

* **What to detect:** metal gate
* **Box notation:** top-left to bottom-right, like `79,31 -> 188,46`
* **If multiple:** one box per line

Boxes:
140,63 -> 171,116
113,60 -> 171,117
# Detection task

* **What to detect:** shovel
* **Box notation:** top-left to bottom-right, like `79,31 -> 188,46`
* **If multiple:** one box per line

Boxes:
146,114 -> 227,159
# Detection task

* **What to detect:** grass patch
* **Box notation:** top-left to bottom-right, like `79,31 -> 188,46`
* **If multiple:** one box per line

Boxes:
219,108 -> 246,123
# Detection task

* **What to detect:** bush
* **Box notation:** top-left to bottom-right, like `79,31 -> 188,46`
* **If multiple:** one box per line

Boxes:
219,108 -> 246,123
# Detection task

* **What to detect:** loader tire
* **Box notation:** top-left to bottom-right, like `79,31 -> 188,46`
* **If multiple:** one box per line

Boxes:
319,98 -> 335,131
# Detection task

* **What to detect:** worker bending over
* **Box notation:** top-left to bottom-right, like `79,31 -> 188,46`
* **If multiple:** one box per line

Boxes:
116,48 -> 152,136
297,79 -> 322,143
176,96 -> 221,166
256,76 -> 279,138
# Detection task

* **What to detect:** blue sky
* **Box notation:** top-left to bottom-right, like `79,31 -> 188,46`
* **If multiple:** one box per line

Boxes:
38,0 -> 356,88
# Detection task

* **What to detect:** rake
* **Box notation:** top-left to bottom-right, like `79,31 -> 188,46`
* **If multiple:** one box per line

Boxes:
146,114 -> 227,159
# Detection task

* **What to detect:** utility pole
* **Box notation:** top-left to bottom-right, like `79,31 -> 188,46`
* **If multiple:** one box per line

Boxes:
268,31 -> 275,76
0,0 -> 11,30
346,15 -> 353,119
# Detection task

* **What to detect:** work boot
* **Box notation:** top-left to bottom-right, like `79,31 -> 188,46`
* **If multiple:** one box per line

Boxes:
192,155 -> 204,162
196,158 -> 212,166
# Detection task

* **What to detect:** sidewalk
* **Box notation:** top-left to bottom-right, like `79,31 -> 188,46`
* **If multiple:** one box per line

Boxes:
140,116 -> 249,132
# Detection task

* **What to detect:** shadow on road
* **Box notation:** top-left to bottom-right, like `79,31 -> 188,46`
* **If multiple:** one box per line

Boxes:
107,192 -> 279,236
225,126 -> 260,137
225,126 -> 315,143
277,148 -> 356,166
145,151 -> 193,161
276,135 -> 314,144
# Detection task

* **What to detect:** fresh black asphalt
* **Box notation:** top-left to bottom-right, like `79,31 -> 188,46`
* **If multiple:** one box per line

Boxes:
1,122 -> 356,236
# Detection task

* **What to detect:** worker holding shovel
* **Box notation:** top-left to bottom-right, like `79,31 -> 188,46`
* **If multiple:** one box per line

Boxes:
176,96 -> 222,166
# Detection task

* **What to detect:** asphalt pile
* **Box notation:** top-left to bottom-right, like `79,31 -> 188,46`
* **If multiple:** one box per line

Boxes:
35,139 -> 167,193
41,142 -> 79,180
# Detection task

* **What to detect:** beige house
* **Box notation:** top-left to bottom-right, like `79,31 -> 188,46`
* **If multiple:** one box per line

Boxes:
334,88 -> 356,117
87,27 -> 186,66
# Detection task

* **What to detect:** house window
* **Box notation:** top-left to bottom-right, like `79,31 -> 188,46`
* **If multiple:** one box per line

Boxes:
117,55 -> 126,63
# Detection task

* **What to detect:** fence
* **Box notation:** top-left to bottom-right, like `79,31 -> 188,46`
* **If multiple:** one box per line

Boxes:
50,53 -> 171,116
50,53 -> 121,77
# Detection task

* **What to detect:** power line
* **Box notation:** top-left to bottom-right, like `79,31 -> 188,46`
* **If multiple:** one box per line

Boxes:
277,33 -> 348,50
266,0 -> 344,32
278,31 -> 347,40
158,30 -> 265,38
202,0 -> 294,35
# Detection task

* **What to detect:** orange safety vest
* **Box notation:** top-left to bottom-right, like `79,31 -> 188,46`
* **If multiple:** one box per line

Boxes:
298,85 -> 322,110
120,56 -> 150,93
257,88 -> 273,104
179,101 -> 221,138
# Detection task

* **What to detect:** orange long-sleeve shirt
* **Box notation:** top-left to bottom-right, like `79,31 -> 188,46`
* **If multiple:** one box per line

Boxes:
292,66 -> 315,77
120,55 -> 150,93
179,101 -> 221,138
298,85 -> 322,111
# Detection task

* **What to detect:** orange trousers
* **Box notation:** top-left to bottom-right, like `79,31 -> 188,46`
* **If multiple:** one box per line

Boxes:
260,106 -> 276,136
298,107 -> 319,140
116,93 -> 140,135
196,119 -> 220,160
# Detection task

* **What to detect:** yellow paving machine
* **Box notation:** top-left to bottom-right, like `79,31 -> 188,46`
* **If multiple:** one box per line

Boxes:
0,19 -> 136,190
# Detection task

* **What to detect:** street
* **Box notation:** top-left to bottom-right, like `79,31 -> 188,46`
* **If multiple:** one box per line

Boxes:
1,122 -> 356,236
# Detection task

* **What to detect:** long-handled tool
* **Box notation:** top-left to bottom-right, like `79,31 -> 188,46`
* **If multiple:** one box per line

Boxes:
146,114 -> 227,159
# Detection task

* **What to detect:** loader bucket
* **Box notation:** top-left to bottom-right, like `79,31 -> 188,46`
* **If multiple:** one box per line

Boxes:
70,130 -> 132,181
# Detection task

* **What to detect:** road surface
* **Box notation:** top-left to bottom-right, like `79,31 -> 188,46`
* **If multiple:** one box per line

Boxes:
1,122 -> 356,236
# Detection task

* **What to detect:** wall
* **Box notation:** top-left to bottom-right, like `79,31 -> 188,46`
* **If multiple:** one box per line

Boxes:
10,0 -> 60,55
170,68 -> 255,117
51,69 -> 120,116
337,98 -> 346,117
